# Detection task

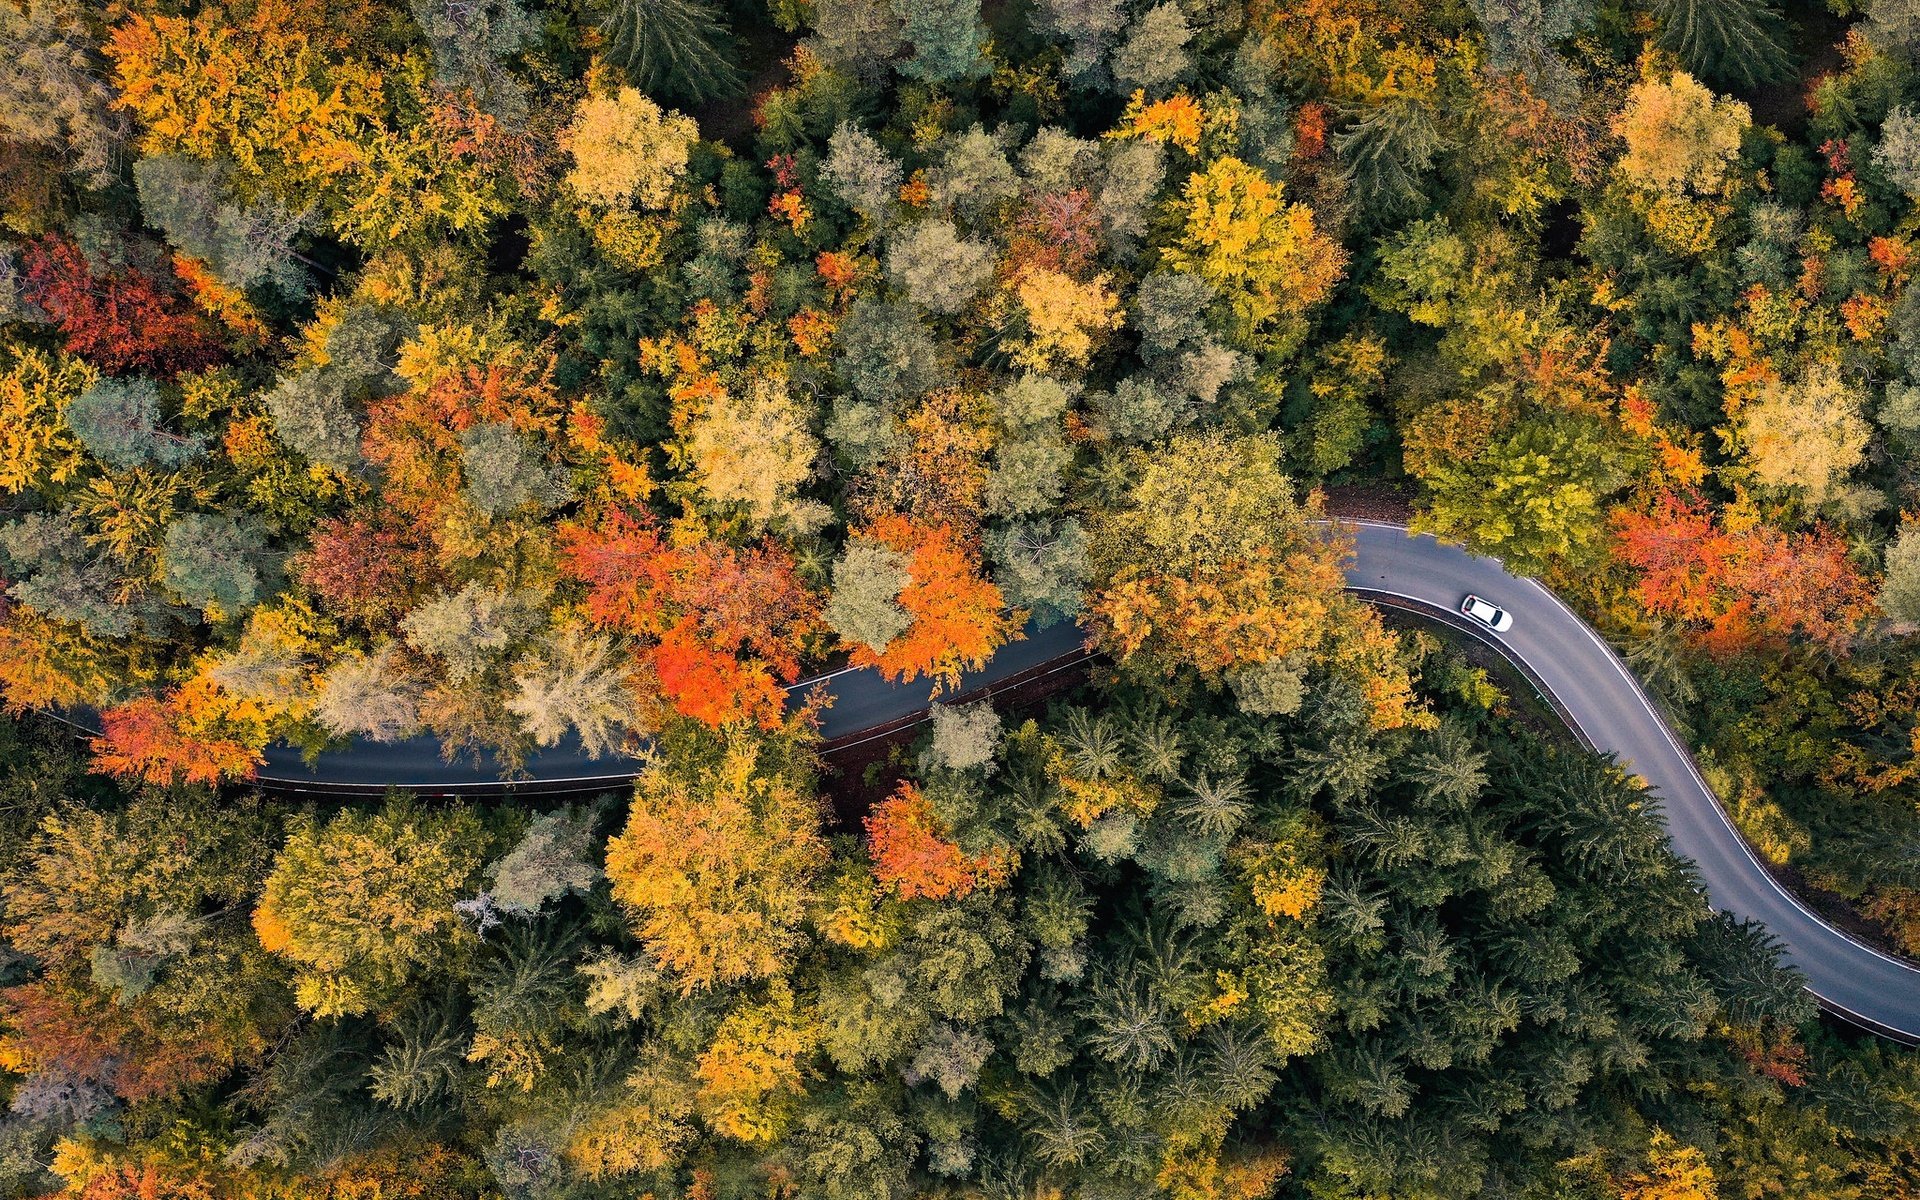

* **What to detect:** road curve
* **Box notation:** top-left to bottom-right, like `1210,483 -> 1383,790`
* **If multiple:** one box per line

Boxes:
1340,521 -> 1920,1045
253,521 -> 1920,1043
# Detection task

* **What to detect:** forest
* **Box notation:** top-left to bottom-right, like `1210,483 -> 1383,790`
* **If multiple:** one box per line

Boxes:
1,0 -> 1920,1194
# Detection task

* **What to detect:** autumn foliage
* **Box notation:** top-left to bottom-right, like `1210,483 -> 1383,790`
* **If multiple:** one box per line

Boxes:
295,513 -> 447,625
22,237 -> 224,379
89,694 -> 261,786
1611,492 -> 1873,652
844,516 -> 1015,687
864,782 -> 1011,901
603,729 -> 827,992
560,509 -> 822,727
1088,433 -> 1348,678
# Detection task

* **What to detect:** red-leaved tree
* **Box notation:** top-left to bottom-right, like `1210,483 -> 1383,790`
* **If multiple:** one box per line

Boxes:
297,514 -> 448,625
23,236 -> 225,378
864,782 -> 1010,901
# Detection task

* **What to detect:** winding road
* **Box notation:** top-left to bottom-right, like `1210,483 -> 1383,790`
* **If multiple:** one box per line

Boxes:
254,521 -> 1920,1043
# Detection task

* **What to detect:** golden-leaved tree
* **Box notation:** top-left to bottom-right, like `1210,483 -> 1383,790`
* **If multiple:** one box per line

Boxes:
1161,156 -> 1346,350
252,800 -> 486,1017
1087,430 -> 1347,678
603,723 -> 829,992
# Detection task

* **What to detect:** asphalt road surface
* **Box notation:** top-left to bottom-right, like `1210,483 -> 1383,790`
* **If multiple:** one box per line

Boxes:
253,520 -> 1920,1042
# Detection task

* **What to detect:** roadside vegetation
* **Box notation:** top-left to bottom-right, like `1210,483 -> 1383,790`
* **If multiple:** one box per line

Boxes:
2,0 -> 1920,1194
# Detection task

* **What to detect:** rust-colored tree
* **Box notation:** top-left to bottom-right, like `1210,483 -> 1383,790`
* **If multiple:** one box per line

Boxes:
296,513 -> 447,626
22,236 -> 225,378
89,694 -> 261,786
560,508 -> 822,728
1611,492 -> 1873,652
864,781 -> 1011,901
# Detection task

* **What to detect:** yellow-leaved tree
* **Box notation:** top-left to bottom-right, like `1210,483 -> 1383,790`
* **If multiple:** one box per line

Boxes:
1613,1129 -> 1719,1200
1733,363 -> 1870,504
694,981 -> 818,1142
1161,156 -> 1346,348
0,347 -> 92,494
671,370 -> 829,533
561,85 -> 699,209
1612,69 -> 1750,197
1010,267 -> 1124,371
603,723 -> 829,992
252,800 -> 485,1017
1087,430 -> 1347,678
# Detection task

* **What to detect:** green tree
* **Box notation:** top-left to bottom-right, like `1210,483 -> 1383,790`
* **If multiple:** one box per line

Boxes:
821,123 -> 904,222
459,421 -> 573,518
1030,0 -> 1127,77
1650,0 -> 1792,91
986,517 -> 1088,627
1334,98 -> 1447,221
62,377 -> 204,470
1413,416 -> 1623,575
252,799 -> 486,1017
400,582 -> 541,682
411,0 -> 535,122
598,0 -> 744,105
507,626 -> 635,756
825,541 -> 914,653
160,513 -> 266,616
891,0 -> 987,82
133,155 -> 308,294
370,1004 -> 466,1110
1109,2 -> 1190,96
1874,106 -> 1920,200
263,369 -> 364,473
887,220 -> 993,316
313,646 -> 424,743
0,512 -> 138,636
484,805 -> 604,918
1881,524 -> 1920,624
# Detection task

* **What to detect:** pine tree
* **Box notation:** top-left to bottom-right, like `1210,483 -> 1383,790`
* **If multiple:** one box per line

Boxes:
891,0 -> 987,82
1651,0 -> 1793,91
598,0 -> 745,105
1077,964 -> 1175,1071
370,1006 -> 466,1110
1333,98 -> 1447,221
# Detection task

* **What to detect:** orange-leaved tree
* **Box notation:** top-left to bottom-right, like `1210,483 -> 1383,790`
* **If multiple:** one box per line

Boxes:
1611,491 -> 1872,652
864,781 -> 1012,901
364,332 -> 568,527
89,693 -> 262,786
560,508 -> 822,728
827,515 -> 1016,689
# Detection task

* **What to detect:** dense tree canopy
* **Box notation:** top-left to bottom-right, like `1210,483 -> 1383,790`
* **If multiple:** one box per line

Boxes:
2,0 -> 1920,1196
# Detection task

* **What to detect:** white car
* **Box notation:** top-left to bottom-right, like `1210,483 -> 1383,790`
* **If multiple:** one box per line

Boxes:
1461,594 -> 1513,633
